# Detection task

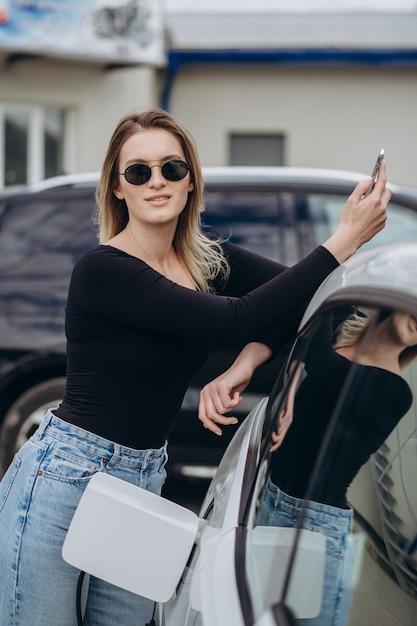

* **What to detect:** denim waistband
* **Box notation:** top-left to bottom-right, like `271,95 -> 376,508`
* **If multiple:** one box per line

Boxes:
32,410 -> 167,469
266,480 -> 353,532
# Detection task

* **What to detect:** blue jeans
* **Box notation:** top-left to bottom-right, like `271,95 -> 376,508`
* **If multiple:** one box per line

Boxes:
257,479 -> 354,626
0,410 -> 168,626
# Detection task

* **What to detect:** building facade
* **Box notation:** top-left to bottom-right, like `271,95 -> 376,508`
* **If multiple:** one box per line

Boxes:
1,3 -> 417,187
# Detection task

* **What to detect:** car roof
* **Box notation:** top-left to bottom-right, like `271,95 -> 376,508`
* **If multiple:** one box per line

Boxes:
300,242 -> 417,329
3,167 -> 360,195
2,167 -> 417,203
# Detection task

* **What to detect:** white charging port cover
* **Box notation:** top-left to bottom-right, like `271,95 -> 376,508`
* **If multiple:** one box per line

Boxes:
62,472 -> 199,602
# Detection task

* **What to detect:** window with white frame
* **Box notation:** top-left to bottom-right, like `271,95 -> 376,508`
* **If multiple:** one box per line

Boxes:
0,105 -> 66,188
229,133 -> 285,166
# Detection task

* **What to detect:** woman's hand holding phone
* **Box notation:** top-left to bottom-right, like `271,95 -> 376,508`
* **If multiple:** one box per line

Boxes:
322,155 -> 390,263
364,148 -> 385,197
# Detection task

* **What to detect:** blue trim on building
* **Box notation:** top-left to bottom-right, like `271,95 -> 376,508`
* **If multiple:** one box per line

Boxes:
161,47 -> 417,109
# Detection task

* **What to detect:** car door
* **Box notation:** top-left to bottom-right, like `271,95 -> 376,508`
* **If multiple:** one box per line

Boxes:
241,297 -> 417,624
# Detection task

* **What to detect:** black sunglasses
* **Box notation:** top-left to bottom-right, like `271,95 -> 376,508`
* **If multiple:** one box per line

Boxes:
119,160 -> 190,185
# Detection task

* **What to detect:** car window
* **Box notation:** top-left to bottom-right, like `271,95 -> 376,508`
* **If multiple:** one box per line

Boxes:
203,190 -> 316,265
372,355 -> 417,596
0,192 -> 97,270
204,190 -> 417,273
246,303 -> 417,624
309,194 -> 417,252
0,192 -> 97,348
372,200 -> 417,247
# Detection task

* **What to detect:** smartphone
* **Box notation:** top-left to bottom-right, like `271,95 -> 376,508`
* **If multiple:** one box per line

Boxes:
364,148 -> 385,197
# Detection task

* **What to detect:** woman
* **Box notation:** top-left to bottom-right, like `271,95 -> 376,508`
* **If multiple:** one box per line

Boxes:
200,307 -> 417,625
0,108 -> 389,626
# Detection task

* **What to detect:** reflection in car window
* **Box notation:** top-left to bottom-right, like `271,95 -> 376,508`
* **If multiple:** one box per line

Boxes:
247,305 -> 417,624
373,355 -> 417,595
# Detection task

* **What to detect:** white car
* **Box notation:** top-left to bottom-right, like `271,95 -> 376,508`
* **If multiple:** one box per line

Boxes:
65,242 -> 417,625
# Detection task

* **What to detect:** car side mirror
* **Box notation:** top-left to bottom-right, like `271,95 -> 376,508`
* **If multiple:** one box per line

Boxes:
62,472 -> 199,602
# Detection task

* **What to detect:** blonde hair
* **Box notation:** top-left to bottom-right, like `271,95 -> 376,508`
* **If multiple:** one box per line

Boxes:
333,312 -> 370,350
94,108 -> 229,292
333,308 -> 417,369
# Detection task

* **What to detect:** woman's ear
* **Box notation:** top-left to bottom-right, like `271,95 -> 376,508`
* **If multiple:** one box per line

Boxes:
188,180 -> 194,193
113,186 -> 124,200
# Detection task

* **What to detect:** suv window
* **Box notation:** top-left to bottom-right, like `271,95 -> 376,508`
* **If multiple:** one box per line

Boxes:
204,190 -> 417,267
0,191 -> 97,269
308,194 -> 417,251
204,190 -> 315,265
0,190 -> 97,348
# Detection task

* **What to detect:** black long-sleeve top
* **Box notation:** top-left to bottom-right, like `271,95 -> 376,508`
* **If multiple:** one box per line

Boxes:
55,242 -> 338,449
270,315 -> 413,508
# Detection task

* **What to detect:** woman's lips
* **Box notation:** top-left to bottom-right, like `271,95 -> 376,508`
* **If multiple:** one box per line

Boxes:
146,194 -> 171,204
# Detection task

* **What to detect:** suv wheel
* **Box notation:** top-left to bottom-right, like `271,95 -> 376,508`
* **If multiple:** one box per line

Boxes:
0,377 -> 66,476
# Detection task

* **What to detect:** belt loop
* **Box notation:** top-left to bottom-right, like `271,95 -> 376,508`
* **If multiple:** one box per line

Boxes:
105,444 -> 120,470
33,409 -> 54,440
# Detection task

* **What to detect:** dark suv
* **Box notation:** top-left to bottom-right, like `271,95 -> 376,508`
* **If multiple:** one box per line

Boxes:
1,167 -> 417,477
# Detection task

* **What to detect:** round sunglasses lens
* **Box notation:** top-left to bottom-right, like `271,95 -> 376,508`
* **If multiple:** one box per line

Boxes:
125,164 -> 151,185
162,160 -> 189,181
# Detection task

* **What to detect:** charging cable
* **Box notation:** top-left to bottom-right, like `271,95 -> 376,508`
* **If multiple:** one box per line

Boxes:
145,602 -> 157,625
76,571 -> 86,626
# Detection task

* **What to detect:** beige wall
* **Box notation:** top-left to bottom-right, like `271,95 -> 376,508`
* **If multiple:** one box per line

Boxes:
0,59 -> 158,173
168,64 -> 417,187
1,59 -> 416,187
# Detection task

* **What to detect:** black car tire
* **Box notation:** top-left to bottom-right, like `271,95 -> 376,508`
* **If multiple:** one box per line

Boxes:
0,377 -> 66,477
